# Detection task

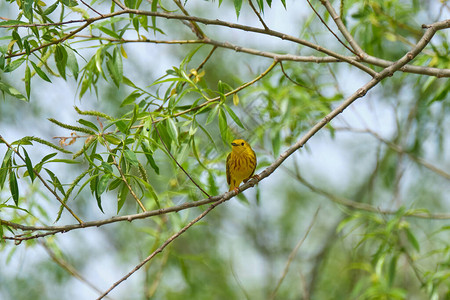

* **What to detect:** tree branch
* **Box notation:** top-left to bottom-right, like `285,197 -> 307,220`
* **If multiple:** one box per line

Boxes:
269,206 -> 321,299
96,195 -> 230,299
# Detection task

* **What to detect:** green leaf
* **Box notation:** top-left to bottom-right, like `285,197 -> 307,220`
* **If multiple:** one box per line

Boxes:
78,119 -> 99,132
0,20 -> 28,26
280,0 -> 286,8
45,168 -> 66,196
223,104 -> 245,129
141,143 -> 159,174
121,91 -> 142,107
98,26 -> 121,39
233,0 -> 243,18
54,45 -> 68,80
43,2 -> 58,15
404,227 -> 420,251
117,183 -> 128,213
23,148 -> 35,182
107,47 -> 123,87
97,173 -> 112,195
0,149 -> 13,189
30,61 -> 51,82
4,57 -> 26,73
124,149 -> 139,166
9,170 -> 19,205
60,0 -> 78,7
25,64 -> 31,99
218,108 -> 230,144
101,161 -> 114,174
166,118 -> 179,144
388,255 -> 398,287
0,81 -> 28,102
151,0 -> 158,34
206,104 -> 219,125
66,47 -> 79,80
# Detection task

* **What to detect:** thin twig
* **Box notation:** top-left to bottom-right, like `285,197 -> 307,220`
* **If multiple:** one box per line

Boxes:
269,206 -> 321,300
73,34 -> 450,77
165,59 -> 278,120
80,0 -> 103,16
320,0 -> 365,56
96,196 -> 229,299
99,117 -> 147,212
39,240 -> 114,299
335,127 -> 450,181
279,61 -> 314,90
172,0 -> 205,39
2,9 -> 448,77
306,0 -> 357,55
150,114 -> 211,198
248,0 -> 269,30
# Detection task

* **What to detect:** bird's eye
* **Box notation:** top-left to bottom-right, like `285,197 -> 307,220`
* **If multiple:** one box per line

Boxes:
241,142 -> 244,146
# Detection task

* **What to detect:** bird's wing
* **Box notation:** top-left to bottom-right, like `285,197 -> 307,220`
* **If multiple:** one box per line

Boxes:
226,153 -> 231,185
244,149 -> 257,183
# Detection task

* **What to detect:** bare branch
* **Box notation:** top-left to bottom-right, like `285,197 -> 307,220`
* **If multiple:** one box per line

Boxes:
248,0 -> 269,30
306,0 -> 357,55
335,127 -> 450,181
96,195 -> 230,299
270,206 -> 321,299
320,0 -> 365,56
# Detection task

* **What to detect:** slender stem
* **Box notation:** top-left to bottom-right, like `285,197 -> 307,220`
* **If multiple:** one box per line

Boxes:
150,114 -> 211,198
96,196 -> 229,299
270,207 -> 321,299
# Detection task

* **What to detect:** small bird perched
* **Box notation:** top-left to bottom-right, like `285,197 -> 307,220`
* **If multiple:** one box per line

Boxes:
226,139 -> 257,192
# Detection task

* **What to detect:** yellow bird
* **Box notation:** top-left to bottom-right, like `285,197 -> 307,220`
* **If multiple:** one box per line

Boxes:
226,139 -> 257,192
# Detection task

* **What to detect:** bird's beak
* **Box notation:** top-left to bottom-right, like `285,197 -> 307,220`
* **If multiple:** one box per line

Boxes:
231,142 -> 238,146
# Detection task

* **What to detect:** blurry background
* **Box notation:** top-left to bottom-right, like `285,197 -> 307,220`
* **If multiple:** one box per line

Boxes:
0,0 -> 449,299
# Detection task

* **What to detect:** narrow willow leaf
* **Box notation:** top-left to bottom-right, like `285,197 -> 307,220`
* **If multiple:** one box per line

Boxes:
223,104 -> 245,129
0,149 -> 13,189
218,108 -> 229,145
78,119 -> 99,132
166,118 -> 179,143
24,64 -> 31,99
206,104 -> 219,125
120,45 -> 128,59
233,93 -> 239,106
60,0 -> 78,7
45,168 -> 66,196
43,2 -> 58,15
388,255 -> 398,287
97,173 -> 112,195
117,183 -> 128,214
124,149 -> 139,166
98,26 -> 120,39
404,227 -> 420,251
23,148 -> 35,182
4,57 -> 25,73
141,142 -> 159,174
0,81 -> 28,102
121,91 -> 142,107
66,47 -> 79,80
30,60 -> 51,82
9,171 -> 19,205
55,44 -> 67,79
233,0 -> 243,18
